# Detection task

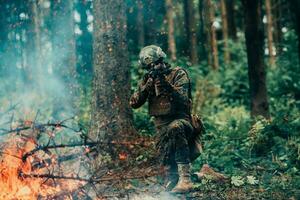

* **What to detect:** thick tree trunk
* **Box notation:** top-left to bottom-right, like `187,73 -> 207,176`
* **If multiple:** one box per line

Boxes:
137,0 -> 145,48
265,0 -> 275,66
183,0 -> 198,65
226,0 -> 237,40
204,0 -> 219,70
165,0 -> 176,61
221,0 -> 230,64
90,0 -> 136,143
242,0 -> 270,118
289,0 -> 300,63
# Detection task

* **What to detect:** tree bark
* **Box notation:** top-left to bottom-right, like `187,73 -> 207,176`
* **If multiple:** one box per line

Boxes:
204,0 -> 219,70
165,0 -> 177,61
265,0 -> 275,66
90,0 -> 136,143
137,0 -> 145,48
221,0 -> 230,64
198,0 -> 207,61
226,0 -> 237,40
183,0 -> 198,65
242,0 -> 270,118
272,0 -> 282,54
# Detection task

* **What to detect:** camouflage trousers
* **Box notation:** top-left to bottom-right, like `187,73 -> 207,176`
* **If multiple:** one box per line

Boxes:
154,117 -> 194,166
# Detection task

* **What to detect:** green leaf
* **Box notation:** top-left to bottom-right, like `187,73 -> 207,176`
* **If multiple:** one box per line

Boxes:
231,176 -> 244,187
246,176 -> 259,185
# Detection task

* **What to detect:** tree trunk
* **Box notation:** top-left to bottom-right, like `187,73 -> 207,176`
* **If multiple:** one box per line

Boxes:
221,0 -> 230,64
51,0 -> 76,90
272,0 -> 282,54
226,0 -> 237,40
183,0 -> 198,65
242,0 -> 270,118
137,0 -> 145,48
76,0 -> 93,77
145,0 -> 158,44
90,0 -> 136,143
198,0 -> 207,61
265,0 -> 275,66
289,0 -> 300,63
165,0 -> 177,61
204,0 -> 219,70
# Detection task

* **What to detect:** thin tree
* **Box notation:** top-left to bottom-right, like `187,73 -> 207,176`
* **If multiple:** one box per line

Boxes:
289,0 -> 300,62
204,0 -> 219,70
221,0 -> 230,64
51,0 -> 76,90
165,0 -> 177,61
183,0 -> 198,65
265,0 -> 275,66
90,0 -> 136,146
272,0 -> 282,54
76,0 -> 93,77
242,0 -> 270,118
198,0 -> 207,61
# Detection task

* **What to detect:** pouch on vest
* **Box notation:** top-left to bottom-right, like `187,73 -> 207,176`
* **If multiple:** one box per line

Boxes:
189,114 -> 205,161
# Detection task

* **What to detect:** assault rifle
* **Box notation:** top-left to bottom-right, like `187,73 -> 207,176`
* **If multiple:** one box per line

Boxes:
148,64 -> 170,96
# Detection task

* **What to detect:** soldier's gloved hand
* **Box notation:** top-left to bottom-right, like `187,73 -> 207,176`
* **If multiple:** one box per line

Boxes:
140,77 -> 154,92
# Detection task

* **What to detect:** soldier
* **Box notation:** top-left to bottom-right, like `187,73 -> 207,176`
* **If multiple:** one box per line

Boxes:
130,45 -> 196,193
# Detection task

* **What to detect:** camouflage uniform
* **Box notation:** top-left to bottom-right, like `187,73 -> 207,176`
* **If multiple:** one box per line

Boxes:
130,67 -> 193,165
130,45 -> 195,193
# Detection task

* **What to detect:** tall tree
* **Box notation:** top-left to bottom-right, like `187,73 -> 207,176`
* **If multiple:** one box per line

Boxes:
51,0 -> 76,90
221,0 -> 230,64
165,0 -> 177,61
204,0 -> 219,70
226,0 -> 237,40
198,0 -> 207,61
289,0 -> 300,62
265,0 -> 275,66
90,0 -> 136,148
145,0 -> 158,44
76,0 -> 93,77
183,0 -> 198,65
242,0 -> 270,118
272,0 -> 282,54
137,0 -> 145,48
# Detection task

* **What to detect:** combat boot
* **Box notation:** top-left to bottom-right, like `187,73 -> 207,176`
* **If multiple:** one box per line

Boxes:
171,163 -> 193,193
163,165 -> 179,191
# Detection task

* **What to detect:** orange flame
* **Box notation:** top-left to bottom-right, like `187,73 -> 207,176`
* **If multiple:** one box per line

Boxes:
0,137 -> 81,199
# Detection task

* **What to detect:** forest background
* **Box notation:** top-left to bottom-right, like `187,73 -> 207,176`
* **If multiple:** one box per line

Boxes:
0,0 -> 299,199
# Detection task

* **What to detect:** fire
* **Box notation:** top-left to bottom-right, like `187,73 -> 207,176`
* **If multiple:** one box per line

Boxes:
0,136 -> 82,199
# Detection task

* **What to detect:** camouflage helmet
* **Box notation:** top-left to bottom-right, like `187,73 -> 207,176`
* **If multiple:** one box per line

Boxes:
139,45 -> 167,68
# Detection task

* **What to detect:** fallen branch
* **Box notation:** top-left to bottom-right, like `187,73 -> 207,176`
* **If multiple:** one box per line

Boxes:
20,170 -> 164,183
22,140 -> 154,162
32,153 -> 82,170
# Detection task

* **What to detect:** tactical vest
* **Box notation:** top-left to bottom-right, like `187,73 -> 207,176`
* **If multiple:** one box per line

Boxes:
148,67 -> 191,117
